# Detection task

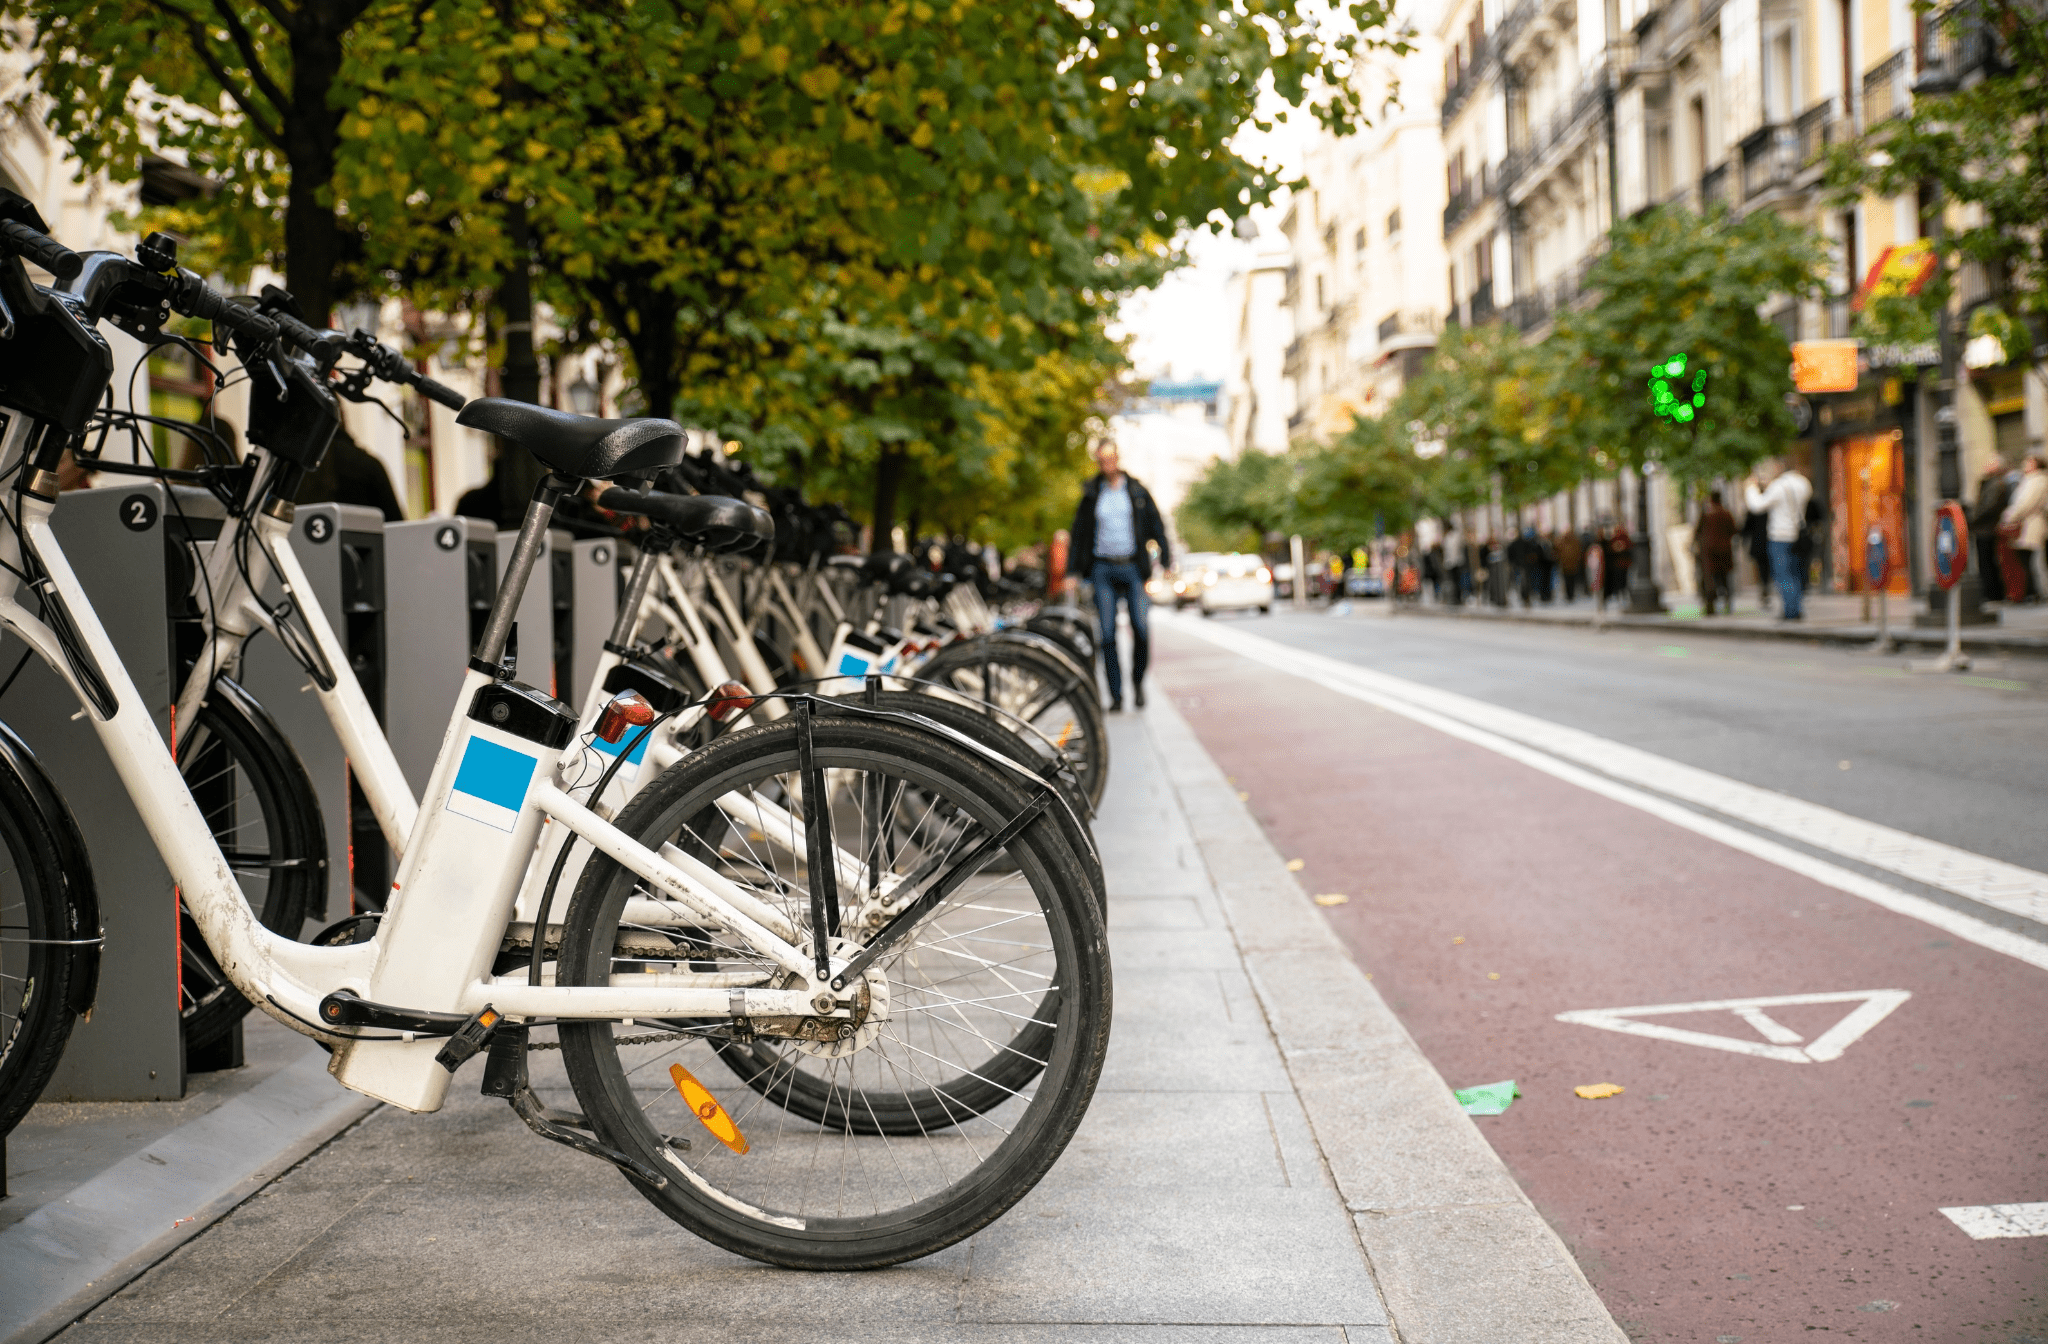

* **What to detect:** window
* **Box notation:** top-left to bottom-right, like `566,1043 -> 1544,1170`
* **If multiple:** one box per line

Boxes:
1385,207 -> 1402,237
1316,275 -> 1326,310
1475,234 -> 1494,286
1448,150 -> 1467,196
1767,30 -> 1796,121
1354,226 -> 1367,250
1690,96 -> 1709,179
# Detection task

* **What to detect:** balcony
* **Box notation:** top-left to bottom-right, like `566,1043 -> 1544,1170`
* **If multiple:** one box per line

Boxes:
1376,310 -> 1443,352
1441,33 -> 1492,128
1470,285 -> 1500,325
1442,164 -> 1496,235
1795,96 -> 1842,169
1861,49 -> 1911,124
1500,65 -> 1612,195
1282,338 -> 1305,378
1738,123 -> 1798,201
1916,0 -> 2009,91
1699,161 -> 1731,210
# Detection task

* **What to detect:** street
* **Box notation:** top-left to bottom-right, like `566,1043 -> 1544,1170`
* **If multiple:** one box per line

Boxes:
1152,607 -> 2048,1342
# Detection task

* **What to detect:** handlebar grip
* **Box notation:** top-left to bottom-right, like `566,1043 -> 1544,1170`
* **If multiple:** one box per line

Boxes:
0,219 -> 82,281
171,271 -> 279,345
272,310 -> 342,356
413,374 -> 465,410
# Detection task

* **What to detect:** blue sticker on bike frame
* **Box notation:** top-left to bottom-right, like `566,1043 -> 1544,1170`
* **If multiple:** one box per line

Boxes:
592,728 -> 651,765
447,735 -> 538,832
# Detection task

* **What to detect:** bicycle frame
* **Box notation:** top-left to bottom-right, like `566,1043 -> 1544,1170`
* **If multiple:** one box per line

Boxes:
0,439 -> 851,1116
168,448 -> 418,855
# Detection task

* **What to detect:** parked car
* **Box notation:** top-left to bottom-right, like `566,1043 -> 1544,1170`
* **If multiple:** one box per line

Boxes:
1342,567 -> 1386,599
1198,553 -> 1275,616
1171,552 -> 1221,609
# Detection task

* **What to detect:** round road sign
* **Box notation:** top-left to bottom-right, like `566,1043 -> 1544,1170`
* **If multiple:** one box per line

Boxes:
1932,501 -> 1969,591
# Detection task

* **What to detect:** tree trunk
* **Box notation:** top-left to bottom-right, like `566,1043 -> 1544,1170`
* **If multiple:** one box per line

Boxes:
281,15 -> 349,325
492,199 -> 549,520
871,448 -> 909,553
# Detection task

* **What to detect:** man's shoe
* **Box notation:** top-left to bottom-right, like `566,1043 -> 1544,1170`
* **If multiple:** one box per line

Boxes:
1134,685 -> 1147,708
1107,699 -> 1124,713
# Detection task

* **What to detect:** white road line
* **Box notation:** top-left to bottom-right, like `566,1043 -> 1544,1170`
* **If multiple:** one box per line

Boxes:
1939,1204 -> 2048,1239
1169,616 -> 2048,974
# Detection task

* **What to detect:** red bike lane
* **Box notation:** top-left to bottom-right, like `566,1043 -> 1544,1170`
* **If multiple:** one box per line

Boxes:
1152,628 -> 2048,1343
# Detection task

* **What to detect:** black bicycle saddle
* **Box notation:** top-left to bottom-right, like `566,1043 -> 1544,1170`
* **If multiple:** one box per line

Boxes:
457,399 -> 687,480
596,487 -> 774,554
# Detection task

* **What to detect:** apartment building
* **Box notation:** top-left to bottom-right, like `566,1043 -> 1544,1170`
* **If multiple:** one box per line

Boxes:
1264,22 -> 1452,447
1222,243 -> 1295,457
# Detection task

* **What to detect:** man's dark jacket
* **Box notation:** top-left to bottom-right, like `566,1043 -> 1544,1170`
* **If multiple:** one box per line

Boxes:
1068,473 -> 1171,579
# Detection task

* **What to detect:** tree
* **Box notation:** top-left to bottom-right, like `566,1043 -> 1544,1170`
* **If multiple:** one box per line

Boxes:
1556,205 -> 1830,484
1391,320 -> 1575,513
1823,0 -> 2048,378
1177,449 -> 1292,552
8,0 -> 385,323
1292,413 -> 1425,550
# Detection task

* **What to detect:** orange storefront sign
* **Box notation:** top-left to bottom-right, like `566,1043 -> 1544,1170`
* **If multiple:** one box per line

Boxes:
1792,340 -> 1860,394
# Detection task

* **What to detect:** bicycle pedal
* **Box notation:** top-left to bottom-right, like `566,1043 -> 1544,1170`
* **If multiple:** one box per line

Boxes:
479,1021 -> 528,1098
433,1005 -> 501,1073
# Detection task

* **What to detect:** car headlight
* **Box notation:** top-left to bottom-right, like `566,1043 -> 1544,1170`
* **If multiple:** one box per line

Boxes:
1256,566 -> 1271,582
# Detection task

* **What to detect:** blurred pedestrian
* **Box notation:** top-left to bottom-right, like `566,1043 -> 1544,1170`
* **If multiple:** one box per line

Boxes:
1554,527 -> 1583,602
2001,453 -> 2047,603
1696,490 -> 1737,615
1508,527 -> 1542,607
1745,458 -> 1814,621
1424,539 -> 1445,603
1742,504 -> 1772,612
1442,524 -> 1468,603
1973,459 -> 2014,603
1605,521 -> 1633,603
1065,444 -> 1170,711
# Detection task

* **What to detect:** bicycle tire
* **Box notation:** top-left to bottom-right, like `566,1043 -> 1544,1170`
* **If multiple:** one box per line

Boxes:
0,722 -> 97,1137
558,711 -> 1111,1269
918,637 -> 1108,809
177,678 -> 327,1050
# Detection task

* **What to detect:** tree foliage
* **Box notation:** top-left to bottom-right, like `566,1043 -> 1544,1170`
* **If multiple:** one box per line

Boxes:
1555,205 -> 1829,483
1823,0 -> 2048,375
7,0 -> 1406,537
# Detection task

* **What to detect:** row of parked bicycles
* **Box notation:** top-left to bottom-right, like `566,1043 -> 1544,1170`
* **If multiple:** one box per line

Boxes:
0,191 -> 1115,1269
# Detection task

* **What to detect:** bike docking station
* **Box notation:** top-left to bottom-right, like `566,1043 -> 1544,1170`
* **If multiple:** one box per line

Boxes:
244,503 -> 388,919
552,532 -> 618,708
9,482 -> 184,1102
384,518 -> 496,797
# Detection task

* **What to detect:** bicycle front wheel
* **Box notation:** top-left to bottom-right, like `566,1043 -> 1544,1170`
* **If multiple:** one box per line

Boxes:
557,711 -> 1110,1268
0,722 -> 94,1137
176,679 -> 326,1050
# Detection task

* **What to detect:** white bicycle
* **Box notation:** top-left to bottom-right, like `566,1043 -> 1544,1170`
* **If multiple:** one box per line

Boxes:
0,212 -> 1110,1267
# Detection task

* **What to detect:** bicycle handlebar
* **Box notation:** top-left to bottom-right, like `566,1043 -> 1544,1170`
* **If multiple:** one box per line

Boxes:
340,329 -> 466,410
0,219 -> 83,282
168,269 -> 279,346
269,308 -> 345,358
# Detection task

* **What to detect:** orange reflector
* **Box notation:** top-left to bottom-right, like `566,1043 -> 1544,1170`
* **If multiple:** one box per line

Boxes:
1055,720 -> 1075,750
670,1063 -> 749,1153
479,1008 -> 500,1028
707,681 -> 757,722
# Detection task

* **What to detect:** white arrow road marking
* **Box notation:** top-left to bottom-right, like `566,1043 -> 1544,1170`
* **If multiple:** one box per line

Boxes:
1555,990 -> 1911,1063
1939,1204 -> 2048,1239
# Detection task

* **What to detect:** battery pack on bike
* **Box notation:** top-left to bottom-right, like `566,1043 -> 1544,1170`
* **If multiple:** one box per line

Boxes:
328,676 -> 574,1112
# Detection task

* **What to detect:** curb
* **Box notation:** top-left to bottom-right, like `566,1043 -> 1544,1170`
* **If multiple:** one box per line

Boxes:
0,1049 -> 379,1344
1386,600 -> 2048,653
1143,696 -> 1629,1344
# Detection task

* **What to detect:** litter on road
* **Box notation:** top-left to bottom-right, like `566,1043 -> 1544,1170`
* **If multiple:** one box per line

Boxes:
1454,1080 -> 1520,1116
1313,893 -> 1349,906
1573,1083 -> 1626,1100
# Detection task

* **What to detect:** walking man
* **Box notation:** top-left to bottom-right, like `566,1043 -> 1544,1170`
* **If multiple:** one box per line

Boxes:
1696,490 -> 1737,615
1066,444 -> 1170,711
1745,458 -> 1814,621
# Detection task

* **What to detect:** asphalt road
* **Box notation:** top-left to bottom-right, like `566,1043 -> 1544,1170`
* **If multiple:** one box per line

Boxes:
1148,609 -> 2048,1344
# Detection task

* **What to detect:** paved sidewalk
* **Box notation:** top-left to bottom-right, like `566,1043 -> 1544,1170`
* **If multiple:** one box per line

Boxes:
1389,590 -> 2048,653
32,707 -> 1623,1343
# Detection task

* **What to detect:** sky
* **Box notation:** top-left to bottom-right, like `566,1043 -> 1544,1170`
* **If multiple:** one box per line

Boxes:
1108,107 -> 1312,386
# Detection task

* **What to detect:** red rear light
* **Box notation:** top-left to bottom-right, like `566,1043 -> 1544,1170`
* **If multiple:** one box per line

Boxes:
708,682 -> 758,722
595,689 -> 656,742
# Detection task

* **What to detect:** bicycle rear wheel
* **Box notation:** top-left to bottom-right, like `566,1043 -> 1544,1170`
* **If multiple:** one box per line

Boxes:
0,722 -> 96,1137
176,679 -> 326,1050
557,711 -> 1110,1268
918,638 -> 1108,809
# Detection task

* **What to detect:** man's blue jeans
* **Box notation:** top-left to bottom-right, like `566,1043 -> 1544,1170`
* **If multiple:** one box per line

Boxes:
1767,539 -> 1804,618
1090,560 -> 1149,703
